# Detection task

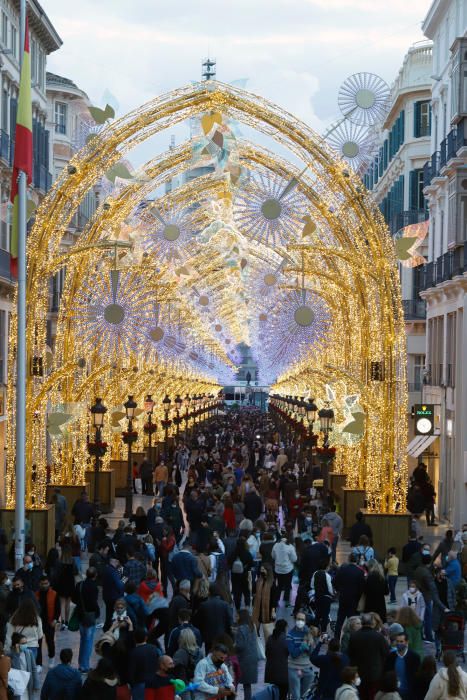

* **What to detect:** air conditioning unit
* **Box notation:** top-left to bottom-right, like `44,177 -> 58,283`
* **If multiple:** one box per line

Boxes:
450,38 -> 467,124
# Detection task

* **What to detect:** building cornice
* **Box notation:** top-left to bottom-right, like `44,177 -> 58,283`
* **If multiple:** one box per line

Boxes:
13,0 -> 62,53
422,0 -> 450,38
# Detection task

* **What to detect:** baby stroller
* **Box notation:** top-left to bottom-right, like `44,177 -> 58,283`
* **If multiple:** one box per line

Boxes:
438,612 -> 465,662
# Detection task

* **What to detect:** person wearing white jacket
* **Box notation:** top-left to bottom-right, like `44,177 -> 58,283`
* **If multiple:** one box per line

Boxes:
424,651 -> 467,700
272,535 -> 297,607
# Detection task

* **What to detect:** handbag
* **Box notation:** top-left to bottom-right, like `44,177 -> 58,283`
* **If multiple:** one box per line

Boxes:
262,622 -> 274,641
0,673 -> 14,700
7,668 -> 30,697
256,635 -> 266,661
67,606 -> 80,631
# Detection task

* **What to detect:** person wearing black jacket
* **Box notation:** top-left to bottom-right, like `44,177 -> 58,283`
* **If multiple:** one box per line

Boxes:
193,583 -> 233,652
228,537 -> 254,611
128,627 -> 161,700
265,619 -> 289,700
348,512 -> 373,547
6,577 -> 39,615
294,540 -> 329,614
384,631 -> 420,700
334,553 -> 365,637
243,489 -> 263,522
348,613 -> 388,700
310,637 -> 349,700
72,567 -> 100,673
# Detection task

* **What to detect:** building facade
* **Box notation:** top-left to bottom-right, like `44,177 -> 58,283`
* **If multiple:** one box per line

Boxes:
363,42 -> 433,476
419,0 -> 467,526
45,71 -> 99,350
0,0 -> 60,476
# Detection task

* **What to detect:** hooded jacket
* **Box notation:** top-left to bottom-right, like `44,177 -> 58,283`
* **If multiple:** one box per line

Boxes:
40,662 -> 82,700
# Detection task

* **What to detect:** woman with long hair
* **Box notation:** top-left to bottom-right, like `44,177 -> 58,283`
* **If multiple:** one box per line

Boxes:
265,619 -> 288,700
395,606 -> 424,658
364,559 -> 387,622
375,671 -> 402,700
5,600 -> 43,659
424,650 -> 467,700
234,609 -> 259,700
55,545 -> 77,629
252,562 -> 276,636
173,628 -> 203,683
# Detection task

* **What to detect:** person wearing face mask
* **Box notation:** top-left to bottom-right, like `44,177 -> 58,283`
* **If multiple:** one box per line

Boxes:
400,580 -> 425,621
272,533 -> 297,609
7,632 -> 39,699
335,666 -> 361,700
384,632 -> 420,700
5,599 -> 43,663
193,643 -> 235,700
35,575 -> 60,669
14,554 -> 43,593
286,612 -> 315,700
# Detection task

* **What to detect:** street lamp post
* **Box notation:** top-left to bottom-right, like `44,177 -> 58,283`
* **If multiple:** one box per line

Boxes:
88,397 -> 107,513
144,394 -> 156,461
123,395 -> 138,518
174,394 -> 183,441
161,395 -> 172,461
184,394 -> 191,438
318,404 -> 335,448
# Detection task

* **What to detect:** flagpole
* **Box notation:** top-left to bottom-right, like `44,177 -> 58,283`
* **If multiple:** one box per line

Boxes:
14,0 -> 27,572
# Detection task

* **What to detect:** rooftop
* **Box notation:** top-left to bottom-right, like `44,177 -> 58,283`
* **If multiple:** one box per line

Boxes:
14,0 -> 62,53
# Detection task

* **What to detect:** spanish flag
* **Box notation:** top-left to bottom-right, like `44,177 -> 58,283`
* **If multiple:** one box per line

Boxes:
10,14 -> 32,279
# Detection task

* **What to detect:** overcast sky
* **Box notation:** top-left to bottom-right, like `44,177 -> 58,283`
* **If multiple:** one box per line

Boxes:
44,0 -> 431,155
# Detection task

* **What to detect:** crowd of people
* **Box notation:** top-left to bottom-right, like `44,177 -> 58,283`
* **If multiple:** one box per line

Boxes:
0,408 -> 465,700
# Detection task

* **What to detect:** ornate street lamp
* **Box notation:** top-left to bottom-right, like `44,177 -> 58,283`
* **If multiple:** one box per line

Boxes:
161,394 -> 172,460
184,394 -> 191,437
144,394 -> 156,458
173,394 -> 183,440
123,395 -> 138,517
88,397 -> 107,512
318,404 -> 335,448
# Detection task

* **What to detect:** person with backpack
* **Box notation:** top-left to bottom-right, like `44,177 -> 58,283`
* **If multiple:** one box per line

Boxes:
351,535 -> 375,565
310,562 -> 334,633
228,537 -> 254,611
167,608 -> 202,656
173,628 -> 203,683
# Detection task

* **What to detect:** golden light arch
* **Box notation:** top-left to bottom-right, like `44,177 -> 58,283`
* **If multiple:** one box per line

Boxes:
6,81 -> 407,513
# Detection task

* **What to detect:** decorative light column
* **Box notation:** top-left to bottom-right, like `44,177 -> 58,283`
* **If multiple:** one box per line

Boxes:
123,395 -> 138,518
144,394 -> 156,460
173,394 -> 183,441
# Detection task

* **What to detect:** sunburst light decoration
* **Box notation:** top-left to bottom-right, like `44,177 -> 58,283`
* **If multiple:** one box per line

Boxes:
253,288 -> 331,381
338,72 -> 390,127
140,203 -> 198,265
326,122 -> 376,172
72,269 -> 156,357
233,169 -> 308,248
147,303 -> 187,359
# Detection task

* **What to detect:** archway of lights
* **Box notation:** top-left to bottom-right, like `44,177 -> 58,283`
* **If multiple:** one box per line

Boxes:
6,81 -> 407,513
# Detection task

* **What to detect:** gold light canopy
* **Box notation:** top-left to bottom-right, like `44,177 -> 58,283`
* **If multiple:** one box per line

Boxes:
6,81 -> 407,513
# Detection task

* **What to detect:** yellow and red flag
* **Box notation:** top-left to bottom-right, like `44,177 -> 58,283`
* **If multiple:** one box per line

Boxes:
10,14 -> 32,279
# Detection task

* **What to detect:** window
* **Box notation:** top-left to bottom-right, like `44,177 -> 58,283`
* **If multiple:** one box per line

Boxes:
413,354 -> 426,391
1,89 -> 8,133
409,169 -> 425,210
31,38 -> 37,84
54,102 -> 67,135
414,100 -> 431,138
1,13 -> 7,46
10,25 -> 16,58
38,48 -> 45,91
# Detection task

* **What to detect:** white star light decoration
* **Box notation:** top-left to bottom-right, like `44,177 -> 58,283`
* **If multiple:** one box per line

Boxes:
233,170 -> 308,248
73,269 -> 156,357
140,204 -> 198,264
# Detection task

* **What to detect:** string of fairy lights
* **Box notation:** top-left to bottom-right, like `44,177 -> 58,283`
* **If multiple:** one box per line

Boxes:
6,81 -> 408,514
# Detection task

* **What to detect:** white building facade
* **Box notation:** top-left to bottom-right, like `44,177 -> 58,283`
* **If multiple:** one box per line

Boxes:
363,42 -> 433,475
419,0 -> 467,526
0,1 -> 60,479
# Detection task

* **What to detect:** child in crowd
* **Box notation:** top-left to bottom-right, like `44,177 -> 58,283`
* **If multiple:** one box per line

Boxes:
400,580 -> 426,621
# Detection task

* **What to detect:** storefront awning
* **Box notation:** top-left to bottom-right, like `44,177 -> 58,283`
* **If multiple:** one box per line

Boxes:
406,430 -> 440,459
